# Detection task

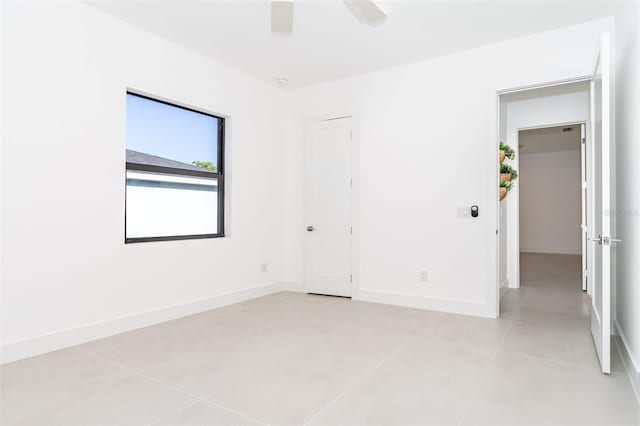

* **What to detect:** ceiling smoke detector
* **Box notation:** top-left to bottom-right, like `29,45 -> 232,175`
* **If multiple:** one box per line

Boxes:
275,77 -> 289,86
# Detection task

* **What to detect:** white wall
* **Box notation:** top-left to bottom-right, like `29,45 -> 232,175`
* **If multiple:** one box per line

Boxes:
613,1 -> 640,394
284,18 -> 613,318
0,2 -> 288,362
498,99 -> 508,292
519,150 -> 582,255
3,1 -> 639,369
502,84 -> 590,287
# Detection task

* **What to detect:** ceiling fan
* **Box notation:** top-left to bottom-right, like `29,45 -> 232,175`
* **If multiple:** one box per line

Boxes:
271,0 -> 387,33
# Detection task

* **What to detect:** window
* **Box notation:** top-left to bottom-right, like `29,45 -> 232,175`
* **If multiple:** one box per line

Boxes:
125,92 -> 224,243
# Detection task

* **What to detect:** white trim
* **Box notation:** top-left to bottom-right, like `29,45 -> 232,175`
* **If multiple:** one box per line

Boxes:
614,322 -> 640,404
510,119 -> 587,290
499,278 -> 510,299
281,281 -> 305,292
284,283 -> 494,318
355,289 -> 493,318
520,247 -> 582,255
495,77 -> 591,310
517,120 -> 587,133
497,76 -> 592,95
126,171 -> 218,186
0,281 -> 293,365
615,320 -> 640,375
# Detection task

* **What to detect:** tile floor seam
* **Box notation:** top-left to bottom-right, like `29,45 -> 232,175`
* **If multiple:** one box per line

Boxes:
301,331 -> 419,426
1,347 -> 156,424
8,259 -> 638,425
145,398 -> 204,426
188,310 -> 436,426
1,346 -> 157,422
0,347 -> 86,379
457,285 -> 530,426
321,315 -> 440,337
496,349 -> 601,372
75,345 -> 270,426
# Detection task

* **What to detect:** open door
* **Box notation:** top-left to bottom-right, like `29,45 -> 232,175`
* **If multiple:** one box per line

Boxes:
580,123 -> 588,292
589,33 -> 619,374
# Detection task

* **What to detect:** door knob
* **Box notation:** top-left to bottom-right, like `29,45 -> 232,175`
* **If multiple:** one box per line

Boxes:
306,226 -> 315,232
589,235 -> 602,243
589,235 -> 622,245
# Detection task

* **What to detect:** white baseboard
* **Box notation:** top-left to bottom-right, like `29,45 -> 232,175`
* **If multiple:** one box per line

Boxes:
1,281 -> 294,365
281,281 -> 305,293
355,288 -> 493,318
520,247 -> 581,255
499,278 -> 510,298
614,321 -> 640,404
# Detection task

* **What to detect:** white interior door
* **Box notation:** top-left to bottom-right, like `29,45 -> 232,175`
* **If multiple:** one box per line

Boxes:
580,123 -> 588,292
589,33 -> 616,375
304,117 -> 352,297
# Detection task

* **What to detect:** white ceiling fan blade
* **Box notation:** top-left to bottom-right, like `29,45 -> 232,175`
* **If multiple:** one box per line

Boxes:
344,0 -> 386,24
271,0 -> 294,33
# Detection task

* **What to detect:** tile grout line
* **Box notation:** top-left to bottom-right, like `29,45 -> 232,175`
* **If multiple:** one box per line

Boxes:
65,297 -> 340,425
74,346 -> 270,426
69,297 -> 364,426
301,314 -> 443,426
0,348 -> 87,378
497,349 -> 601,372
145,398 -> 203,426
1,348 -> 133,425
457,285 -> 530,426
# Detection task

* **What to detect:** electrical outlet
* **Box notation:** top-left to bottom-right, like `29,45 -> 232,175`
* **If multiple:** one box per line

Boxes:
419,271 -> 428,282
261,264 -> 268,273
456,207 -> 470,218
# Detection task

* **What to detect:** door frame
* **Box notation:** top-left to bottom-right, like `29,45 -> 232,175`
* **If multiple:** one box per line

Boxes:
301,112 -> 360,297
494,76 -> 591,315
512,119 -> 589,285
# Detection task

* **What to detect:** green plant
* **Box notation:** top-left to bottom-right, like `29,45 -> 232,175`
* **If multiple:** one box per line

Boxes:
500,180 -> 513,191
499,141 -> 515,160
500,163 -> 518,180
192,160 -> 217,171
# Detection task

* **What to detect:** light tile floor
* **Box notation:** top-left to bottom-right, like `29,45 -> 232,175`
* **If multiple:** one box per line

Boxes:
1,253 -> 639,425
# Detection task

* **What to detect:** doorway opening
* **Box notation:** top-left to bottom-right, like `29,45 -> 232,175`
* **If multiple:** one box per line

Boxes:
497,81 -> 590,299
495,34 -> 613,376
517,123 -> 586,290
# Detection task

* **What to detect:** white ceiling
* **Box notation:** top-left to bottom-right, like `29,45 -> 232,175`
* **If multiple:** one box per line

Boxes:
519,125 -> 581,154
86,1 -> 621,89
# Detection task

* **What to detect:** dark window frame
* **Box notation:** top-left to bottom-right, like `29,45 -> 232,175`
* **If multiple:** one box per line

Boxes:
124,91 -> 225,244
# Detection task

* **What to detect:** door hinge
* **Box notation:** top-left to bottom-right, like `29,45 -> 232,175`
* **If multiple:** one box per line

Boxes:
350,226 -> 353,235
350,274 -> 353,283
350,178 -> 353,187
